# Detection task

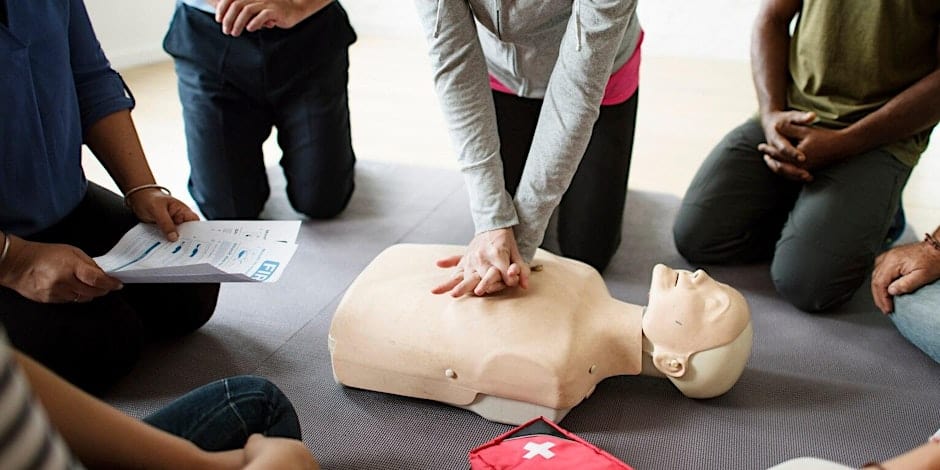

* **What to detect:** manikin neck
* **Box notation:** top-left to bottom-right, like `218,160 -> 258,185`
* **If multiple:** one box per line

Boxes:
640,333 -> 667,378
595,296 -> 645,377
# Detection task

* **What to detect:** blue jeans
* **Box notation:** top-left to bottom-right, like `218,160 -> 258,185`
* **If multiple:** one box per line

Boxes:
163,3 -> 357,220
891,280 -> 940,363
144,376 -> 301,451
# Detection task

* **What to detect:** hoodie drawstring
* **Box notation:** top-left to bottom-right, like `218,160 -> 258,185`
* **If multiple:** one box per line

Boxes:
575,0 -> 582,51
495,0 -> 501,39
433,0 -> 443,38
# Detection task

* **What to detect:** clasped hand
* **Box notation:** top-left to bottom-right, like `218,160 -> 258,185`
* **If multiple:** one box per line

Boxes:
431,228 -> 531,297
758,110 -> 854,182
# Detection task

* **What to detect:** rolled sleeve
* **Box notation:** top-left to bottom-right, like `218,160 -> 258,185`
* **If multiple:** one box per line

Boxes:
69,0 -> 135,135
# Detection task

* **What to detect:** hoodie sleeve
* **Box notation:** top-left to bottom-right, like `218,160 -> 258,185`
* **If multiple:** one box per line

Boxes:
414,0 -> 519,235
512,0 -> 637,261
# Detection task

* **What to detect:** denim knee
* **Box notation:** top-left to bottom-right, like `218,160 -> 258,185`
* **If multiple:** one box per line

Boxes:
891,284 -> 940,363
226,375 -> 303,440
288,181 -> 354,220
144,375 -> 301,451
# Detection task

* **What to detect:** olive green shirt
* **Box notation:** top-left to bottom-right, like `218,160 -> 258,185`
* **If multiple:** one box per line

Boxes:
787,0 -> 940,166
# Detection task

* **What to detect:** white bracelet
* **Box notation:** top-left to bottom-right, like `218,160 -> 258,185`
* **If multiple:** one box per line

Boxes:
0,233 -> 11,268
123,184 -> 171,208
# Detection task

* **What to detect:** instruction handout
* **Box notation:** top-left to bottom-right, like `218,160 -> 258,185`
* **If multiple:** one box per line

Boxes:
94,221 -> 301,283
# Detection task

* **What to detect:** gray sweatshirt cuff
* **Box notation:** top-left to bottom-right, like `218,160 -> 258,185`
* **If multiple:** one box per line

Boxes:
461,167 -> 519,234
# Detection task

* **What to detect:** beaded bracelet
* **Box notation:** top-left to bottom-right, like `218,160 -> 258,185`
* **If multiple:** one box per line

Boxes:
123,184 -> 171,208
925,232 -> 940,252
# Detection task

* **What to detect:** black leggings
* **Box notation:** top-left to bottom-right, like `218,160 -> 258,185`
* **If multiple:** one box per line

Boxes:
493,90 -> 639,272
0,183 -> 219,393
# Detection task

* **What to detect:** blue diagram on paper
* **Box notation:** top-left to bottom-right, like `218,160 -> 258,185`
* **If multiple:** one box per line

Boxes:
111,242 -> 161,272
251,261 -> 280,281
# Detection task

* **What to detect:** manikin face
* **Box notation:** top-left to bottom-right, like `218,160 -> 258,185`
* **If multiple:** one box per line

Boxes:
642,264 -> 750,377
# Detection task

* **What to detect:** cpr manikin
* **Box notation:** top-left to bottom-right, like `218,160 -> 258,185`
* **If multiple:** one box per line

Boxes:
329,244 -> 753,425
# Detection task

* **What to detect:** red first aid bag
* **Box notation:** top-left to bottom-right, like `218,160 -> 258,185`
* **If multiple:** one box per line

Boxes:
469,416 -> 634,470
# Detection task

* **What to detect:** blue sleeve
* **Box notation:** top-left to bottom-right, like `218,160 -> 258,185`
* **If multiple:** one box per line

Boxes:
68,0 -> 135,135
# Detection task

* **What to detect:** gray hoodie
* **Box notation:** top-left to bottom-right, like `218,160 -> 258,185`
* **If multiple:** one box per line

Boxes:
415,0 -> 641,261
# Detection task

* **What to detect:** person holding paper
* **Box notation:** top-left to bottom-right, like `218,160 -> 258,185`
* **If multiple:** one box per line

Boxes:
0,0 -> 219,392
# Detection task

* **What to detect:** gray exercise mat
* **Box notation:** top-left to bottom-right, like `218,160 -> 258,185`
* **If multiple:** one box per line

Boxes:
106,161 -> 940,469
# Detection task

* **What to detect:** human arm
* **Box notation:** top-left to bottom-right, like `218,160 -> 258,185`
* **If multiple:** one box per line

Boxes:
751,0 -> 815,182
414,0 -> 526,295
511,0 -> 638,261
243,434 -> 320,470
14,350 -> 242,469
790,34 -> 940,168
210,0 -> 333,37
15,350 -> 318,469
0,230 -> 122,304
863,440 -> 940,469
761,11 -> 940,178
871,226 -> 940,314
85,110 -> 199,242
68,0 -> 198,241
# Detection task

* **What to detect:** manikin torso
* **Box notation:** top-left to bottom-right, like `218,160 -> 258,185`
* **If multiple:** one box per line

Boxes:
329,244 -> 752,425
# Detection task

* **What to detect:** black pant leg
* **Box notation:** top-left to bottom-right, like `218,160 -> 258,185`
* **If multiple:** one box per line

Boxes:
1,184 -> 144,392
555,92 -> 639,272
673,118 -> 801,264
492,90 -> 541,196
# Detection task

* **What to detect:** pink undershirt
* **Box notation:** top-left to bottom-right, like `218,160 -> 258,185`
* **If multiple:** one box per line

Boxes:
489,31 -> 644,106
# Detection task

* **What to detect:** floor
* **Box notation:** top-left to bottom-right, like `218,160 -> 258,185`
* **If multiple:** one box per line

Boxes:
82,4 -> 940,238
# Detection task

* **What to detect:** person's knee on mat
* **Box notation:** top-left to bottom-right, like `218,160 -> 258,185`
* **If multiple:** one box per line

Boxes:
288,182 -> 354,220
672,206 -> 736,265
771,257 -> 862,313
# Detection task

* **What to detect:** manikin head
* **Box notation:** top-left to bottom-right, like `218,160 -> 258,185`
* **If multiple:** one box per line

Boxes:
642,264 -> 752,398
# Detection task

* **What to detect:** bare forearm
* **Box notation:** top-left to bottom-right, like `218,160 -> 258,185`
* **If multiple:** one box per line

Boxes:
751,0 -> 799,116
84,109 -> 158,194
15,351 -> 240,470
842,69 -> 940,155
878,441 -> 940,469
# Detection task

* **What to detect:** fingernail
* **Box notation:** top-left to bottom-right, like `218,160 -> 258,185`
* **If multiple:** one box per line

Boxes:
169,232 -> 179,242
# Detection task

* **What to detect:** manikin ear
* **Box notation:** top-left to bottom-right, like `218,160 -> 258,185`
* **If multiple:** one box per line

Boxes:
652,351 -> 688,378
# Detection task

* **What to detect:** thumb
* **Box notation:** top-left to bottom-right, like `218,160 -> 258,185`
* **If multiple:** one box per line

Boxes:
791,111 -> 817,125
435,255 -> 462,268
887,271 -> 932,296
151,209 -> 180,242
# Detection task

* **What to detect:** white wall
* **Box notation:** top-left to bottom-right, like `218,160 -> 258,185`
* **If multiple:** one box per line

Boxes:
84,0 -> 175,69
83,0 -> 760,70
